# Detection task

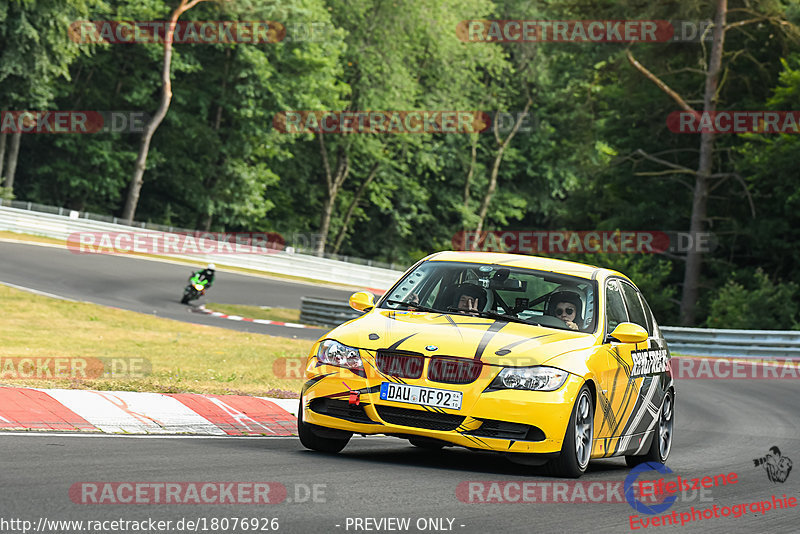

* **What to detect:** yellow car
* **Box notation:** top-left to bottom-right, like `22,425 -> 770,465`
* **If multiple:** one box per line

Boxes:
298,251 -> 674,477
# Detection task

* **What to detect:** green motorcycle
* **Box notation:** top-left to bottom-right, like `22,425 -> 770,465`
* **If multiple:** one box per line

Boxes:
181,274 -> 208,304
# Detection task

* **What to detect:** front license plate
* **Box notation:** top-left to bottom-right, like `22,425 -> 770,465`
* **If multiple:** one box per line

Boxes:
379,382 -> 462,410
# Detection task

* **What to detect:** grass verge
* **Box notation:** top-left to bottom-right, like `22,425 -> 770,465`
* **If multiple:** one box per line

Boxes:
206,303 -> 302,323
0,284 -> 312,397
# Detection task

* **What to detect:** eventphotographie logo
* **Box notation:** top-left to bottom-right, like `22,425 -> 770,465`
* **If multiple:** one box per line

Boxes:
753,447 -> 793,483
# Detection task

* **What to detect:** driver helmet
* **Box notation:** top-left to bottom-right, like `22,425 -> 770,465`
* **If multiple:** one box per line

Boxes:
453,282 -> 488,311
206,263 -> 216,271
547,291 -> 584,325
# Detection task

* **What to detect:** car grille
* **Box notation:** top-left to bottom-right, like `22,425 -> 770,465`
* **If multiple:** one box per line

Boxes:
375,405 -> 465,431
428,357 -> 483,384
309,398 -> 375,424
467,419 -> 546,441
376,351 -> 424,379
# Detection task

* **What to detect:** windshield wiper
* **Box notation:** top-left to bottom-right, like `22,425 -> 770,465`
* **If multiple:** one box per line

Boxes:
475,309 -> 540,326
384,299 -> 444,314
444,306 -> 538,326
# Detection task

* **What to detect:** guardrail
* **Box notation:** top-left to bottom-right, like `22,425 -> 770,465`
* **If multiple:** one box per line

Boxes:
0,205 -> 405,290
300,297 -> 363,327
0,198 -> 404,271
660,326 -> 800,359
297,299 -> 800,358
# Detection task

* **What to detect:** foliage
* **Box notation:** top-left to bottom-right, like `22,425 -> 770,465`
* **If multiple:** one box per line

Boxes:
5,0 -> 800,327
707,269 -> 799,329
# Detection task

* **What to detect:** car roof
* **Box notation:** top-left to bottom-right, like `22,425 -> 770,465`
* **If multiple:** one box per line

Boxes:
424,251 -> 630,283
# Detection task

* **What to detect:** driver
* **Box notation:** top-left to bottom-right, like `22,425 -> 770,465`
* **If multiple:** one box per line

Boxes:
452,283 -> 488,314
548,291 -> 583,331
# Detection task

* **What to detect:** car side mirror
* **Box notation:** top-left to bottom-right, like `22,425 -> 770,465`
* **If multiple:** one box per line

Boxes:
607,322 -> 648,344
349,291 -> 375,312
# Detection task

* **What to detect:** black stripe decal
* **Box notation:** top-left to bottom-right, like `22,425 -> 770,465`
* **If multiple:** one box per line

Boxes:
474,321 -> 508,361
387,333 -> 417,350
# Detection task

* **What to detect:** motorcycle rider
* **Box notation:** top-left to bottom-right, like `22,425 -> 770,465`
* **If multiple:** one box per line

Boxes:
190,264 -> 216,289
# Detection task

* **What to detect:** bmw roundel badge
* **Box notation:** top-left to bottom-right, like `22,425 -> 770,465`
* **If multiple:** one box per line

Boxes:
425,345 -> 438,351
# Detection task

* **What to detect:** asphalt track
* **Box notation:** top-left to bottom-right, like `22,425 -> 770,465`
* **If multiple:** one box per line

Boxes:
0,240 -> 358,340
2,379 -> 798,533
2,239 -> 799,533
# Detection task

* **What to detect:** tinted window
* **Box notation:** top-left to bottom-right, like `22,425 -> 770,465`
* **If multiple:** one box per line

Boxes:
380,261 -> 599,333
605,279 -> 628,331
638,293 -> 659,338
620,281 -> 648,333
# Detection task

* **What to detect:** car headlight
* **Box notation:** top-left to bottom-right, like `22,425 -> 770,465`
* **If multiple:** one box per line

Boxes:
316,339 -> 364,373
487,366 -> 569,392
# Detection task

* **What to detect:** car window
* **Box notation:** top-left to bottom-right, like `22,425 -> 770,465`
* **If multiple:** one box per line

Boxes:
638,293 -> 659,338
620,281 -> 648,333
605,279 -> 628,331
380,260 -> 598,332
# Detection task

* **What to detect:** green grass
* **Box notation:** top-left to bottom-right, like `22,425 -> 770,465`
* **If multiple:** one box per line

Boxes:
0,284 -> 313,397
206,303 -> 302,323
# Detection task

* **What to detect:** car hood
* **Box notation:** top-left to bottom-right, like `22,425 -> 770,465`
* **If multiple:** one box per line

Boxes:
324,309 -> 598,366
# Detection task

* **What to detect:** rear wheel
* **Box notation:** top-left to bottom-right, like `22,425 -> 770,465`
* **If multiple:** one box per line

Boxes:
626,389 -> 674,467
544,385 -> 593,478
297,400 -> 351,453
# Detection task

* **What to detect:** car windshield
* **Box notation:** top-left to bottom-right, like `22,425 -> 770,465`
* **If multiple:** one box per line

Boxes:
379,261 -> 598,333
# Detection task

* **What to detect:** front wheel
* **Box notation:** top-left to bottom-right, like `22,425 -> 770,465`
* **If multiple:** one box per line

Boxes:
544,385 -> 594,478
297,400 -> 351,453
626,389 -> 674,467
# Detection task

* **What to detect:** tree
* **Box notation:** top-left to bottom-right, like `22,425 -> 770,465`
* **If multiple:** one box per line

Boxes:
311,0 -> 507,255
624,0 -> 799,324
121,0 -> 210,222
0,0 -> 97,193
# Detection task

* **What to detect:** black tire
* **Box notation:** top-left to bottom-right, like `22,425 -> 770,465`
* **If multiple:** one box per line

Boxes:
409,437 -> 445,450
626,389 -> 674,467
297,400 -> 351,453
181,294 -> 190,304
544,385 -> 594,478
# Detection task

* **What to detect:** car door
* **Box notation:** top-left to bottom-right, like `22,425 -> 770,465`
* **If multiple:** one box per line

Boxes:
611,280 -> 667,455
594,278 -> 633,454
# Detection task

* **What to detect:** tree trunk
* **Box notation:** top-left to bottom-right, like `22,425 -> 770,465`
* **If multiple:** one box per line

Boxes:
3,130 -> 21,192
471,98 -> 532,248
332,162 -> 379,254
121,0 -> 207,222
680,0 -> 727,326
316,134 -> 350,255
625,0 -> 728,325
463,133 -> 477,223
0,132 -> 7,180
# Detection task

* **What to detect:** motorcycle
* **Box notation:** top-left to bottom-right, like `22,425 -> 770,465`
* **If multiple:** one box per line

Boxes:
181,275 -> 208,304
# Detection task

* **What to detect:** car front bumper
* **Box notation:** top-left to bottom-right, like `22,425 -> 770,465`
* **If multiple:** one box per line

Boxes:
302,360 -> 585,455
